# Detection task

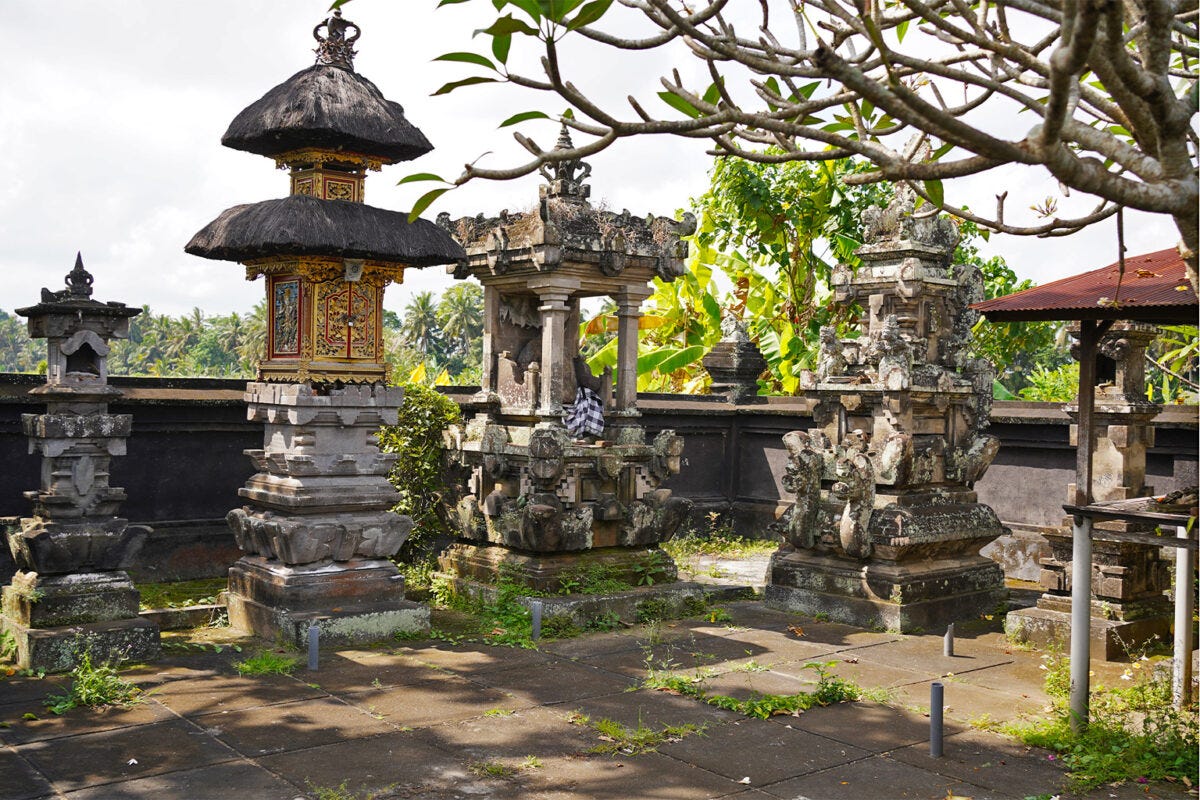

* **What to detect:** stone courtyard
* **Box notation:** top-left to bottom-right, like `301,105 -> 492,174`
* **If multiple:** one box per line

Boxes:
1,592 -> 1194,800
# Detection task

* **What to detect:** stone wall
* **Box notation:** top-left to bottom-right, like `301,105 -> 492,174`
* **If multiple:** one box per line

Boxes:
0,374 -> 1194,583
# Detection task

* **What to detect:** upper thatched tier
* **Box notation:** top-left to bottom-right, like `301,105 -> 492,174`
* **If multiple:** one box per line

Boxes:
220,64 -> 433,164
185,195 -> 464,265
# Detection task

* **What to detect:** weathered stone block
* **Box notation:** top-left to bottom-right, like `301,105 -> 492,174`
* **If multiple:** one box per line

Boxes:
1,615 -> 160,674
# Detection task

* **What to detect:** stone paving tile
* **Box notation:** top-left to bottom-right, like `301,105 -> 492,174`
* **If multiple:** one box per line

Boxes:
256,727 -> 478,798
0,697 -> 175,745
657,717 -> 871,786
193,694 -> 394,757
569,686 -> 738,730
698,667 -> 817,701
394,642 -> 554,677
424,705 -> 597,760
300,650 -> 458,694
886,726 -> 1073,799
470,658 -> 636,706
339,677 -> 515,729
145,671 -> 327,717
538,630 -> 648,659
839,634 -> 1015,677
722,604 -> 902,651
0,675 -> 68,711
687,624 -> 843,666
772,700 -> 962,753
61,760 -> 299,800
17,718 -> 238,793
769,652 -> 931,689
579,634 -> 770,680
0,749 -> 54,800
519,751 -> 747,799
758,753 -> 986,799
890,677 -> 1046,725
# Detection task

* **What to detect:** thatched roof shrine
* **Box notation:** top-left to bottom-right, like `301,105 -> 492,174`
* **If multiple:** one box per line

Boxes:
221,64 -> 432,164
185,195 -> 462,265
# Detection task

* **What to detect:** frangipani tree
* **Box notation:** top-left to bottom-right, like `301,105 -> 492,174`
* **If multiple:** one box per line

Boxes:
364,0 -> 1198,291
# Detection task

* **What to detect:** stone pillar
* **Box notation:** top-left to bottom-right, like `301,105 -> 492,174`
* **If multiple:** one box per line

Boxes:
1007,323 -> 1172,660
614,290 -> 648,414
2,256 -> 159,672
536,290 -> 570,418
224,382 -> 428,646
478,285 -> 501,398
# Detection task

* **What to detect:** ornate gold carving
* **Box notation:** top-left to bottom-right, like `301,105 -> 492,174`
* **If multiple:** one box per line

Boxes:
325,179 -> 356,201
275,148 -> 384,171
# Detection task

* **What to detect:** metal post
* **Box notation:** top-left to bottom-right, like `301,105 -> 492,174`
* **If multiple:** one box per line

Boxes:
930,682 -> 944,758
1069,515 -> 1092,732
307,622 -> 320,671
1173,525 -> 1195,708
943,623 -> 955,658
530,599 -> 543,641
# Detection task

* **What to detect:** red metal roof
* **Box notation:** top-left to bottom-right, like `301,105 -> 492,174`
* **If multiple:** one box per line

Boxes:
972,247 -> 1197,323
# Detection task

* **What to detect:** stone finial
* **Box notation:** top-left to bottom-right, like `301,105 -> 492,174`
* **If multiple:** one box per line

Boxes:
64,252 -> 94,300
314,10 -> 360,69
538,123 -> 592,200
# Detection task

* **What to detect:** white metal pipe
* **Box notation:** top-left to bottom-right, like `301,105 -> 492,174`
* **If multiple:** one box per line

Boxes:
1173,524 -> 1195,709
1069,515 -> 1092,732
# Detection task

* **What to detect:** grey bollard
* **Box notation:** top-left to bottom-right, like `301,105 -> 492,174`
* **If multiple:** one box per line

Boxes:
308,622 -> 320,671
930,681 -> 944,757
530,600 -> 543,641
943,623 -> 955,658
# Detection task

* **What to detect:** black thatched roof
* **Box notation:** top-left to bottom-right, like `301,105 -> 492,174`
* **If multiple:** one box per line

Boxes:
185,195 -> 465,265
221,65 -> 432,162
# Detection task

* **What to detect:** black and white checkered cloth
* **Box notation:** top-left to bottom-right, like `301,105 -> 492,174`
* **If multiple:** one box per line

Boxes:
565,386 -> 605,438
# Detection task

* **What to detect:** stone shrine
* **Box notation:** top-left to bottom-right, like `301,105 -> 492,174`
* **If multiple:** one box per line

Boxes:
2,256 -> 160,671
1006,322 -> 1173,658
765,187 -> 1008,632
186,12 -> 463,645
436,127 -> 697,594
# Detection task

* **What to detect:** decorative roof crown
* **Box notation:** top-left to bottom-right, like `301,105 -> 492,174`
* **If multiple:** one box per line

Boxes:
314,11 -> 360,70
63,252 -> 95,300
539,123 -> 591,201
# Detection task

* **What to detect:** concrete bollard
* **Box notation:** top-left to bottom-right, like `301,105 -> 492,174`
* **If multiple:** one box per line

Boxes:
530,600 -> 543,641
943,623 -> 955,658
307,622 -> 320,671
930,681 -> 944,758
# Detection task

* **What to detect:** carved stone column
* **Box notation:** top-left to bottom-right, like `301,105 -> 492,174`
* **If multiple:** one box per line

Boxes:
536,289 -> 571,418
615,290 -> 649,414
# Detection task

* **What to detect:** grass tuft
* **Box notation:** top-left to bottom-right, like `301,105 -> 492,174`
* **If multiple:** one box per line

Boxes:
233,650 -> 299,676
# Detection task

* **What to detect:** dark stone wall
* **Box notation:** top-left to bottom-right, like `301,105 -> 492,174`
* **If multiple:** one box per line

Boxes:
1,374 -> 1195,582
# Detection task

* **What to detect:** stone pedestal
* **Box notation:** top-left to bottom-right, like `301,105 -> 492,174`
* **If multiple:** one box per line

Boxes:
2,257 -> 159,672
1006,324 -> 1172,660
224,383 -> 428,647
438,542 -> 676,594
765,187 -> 1007,633
702,317 -> 767,403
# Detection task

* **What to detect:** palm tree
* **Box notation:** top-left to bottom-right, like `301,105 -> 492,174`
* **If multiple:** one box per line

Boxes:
400,292 -> 442,356
436,282 -> 483,357
238,302 -> 267,373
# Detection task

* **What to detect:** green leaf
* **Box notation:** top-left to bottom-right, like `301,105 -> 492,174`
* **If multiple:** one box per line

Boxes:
499,110 -> 552,127
438,0 -> 472,6
702,79 -> 725,106
566,0 -> 613,28
587,337 -> 618,371
498,0 -> 544,18
923,179 -> 944,208
329,0 -> 353,10
432,76 -> 499,96
408,188 -> 452,222
896,18 -> 909,42
637,347 -> 677,374
797,81 -> 820,99
492,33 -> 512,64
561,107 -> 575,119
657,90 -> 701,118
656,345 -> 706,376
398,172 -> 447,185
434,52 -> 498,71
541,0 -> 585,22
475,13 -> 540,37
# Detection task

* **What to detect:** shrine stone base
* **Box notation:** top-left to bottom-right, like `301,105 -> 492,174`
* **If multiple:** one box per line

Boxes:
226,555 -> 429,648
764,550 -> 1007,633
437,542 -> 677,594
1005,600 -> 1172,662
1,571 -> 159,672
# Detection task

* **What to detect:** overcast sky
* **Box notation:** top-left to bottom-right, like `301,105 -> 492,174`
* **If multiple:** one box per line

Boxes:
2,1 -> 1178,320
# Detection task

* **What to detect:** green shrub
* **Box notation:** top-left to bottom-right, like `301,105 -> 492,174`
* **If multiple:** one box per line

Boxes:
378,383 -> 462,561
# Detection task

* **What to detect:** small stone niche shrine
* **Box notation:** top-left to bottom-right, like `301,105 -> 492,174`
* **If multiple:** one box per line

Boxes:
766,187 -> 1008,632
436,128 -> 697,596
2,256 -> 160,672
186,12 -> 463,645
1006,322 -> 1174,659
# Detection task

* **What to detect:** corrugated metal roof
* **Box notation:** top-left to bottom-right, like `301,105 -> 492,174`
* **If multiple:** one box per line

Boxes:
972,247 -> 1197,323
